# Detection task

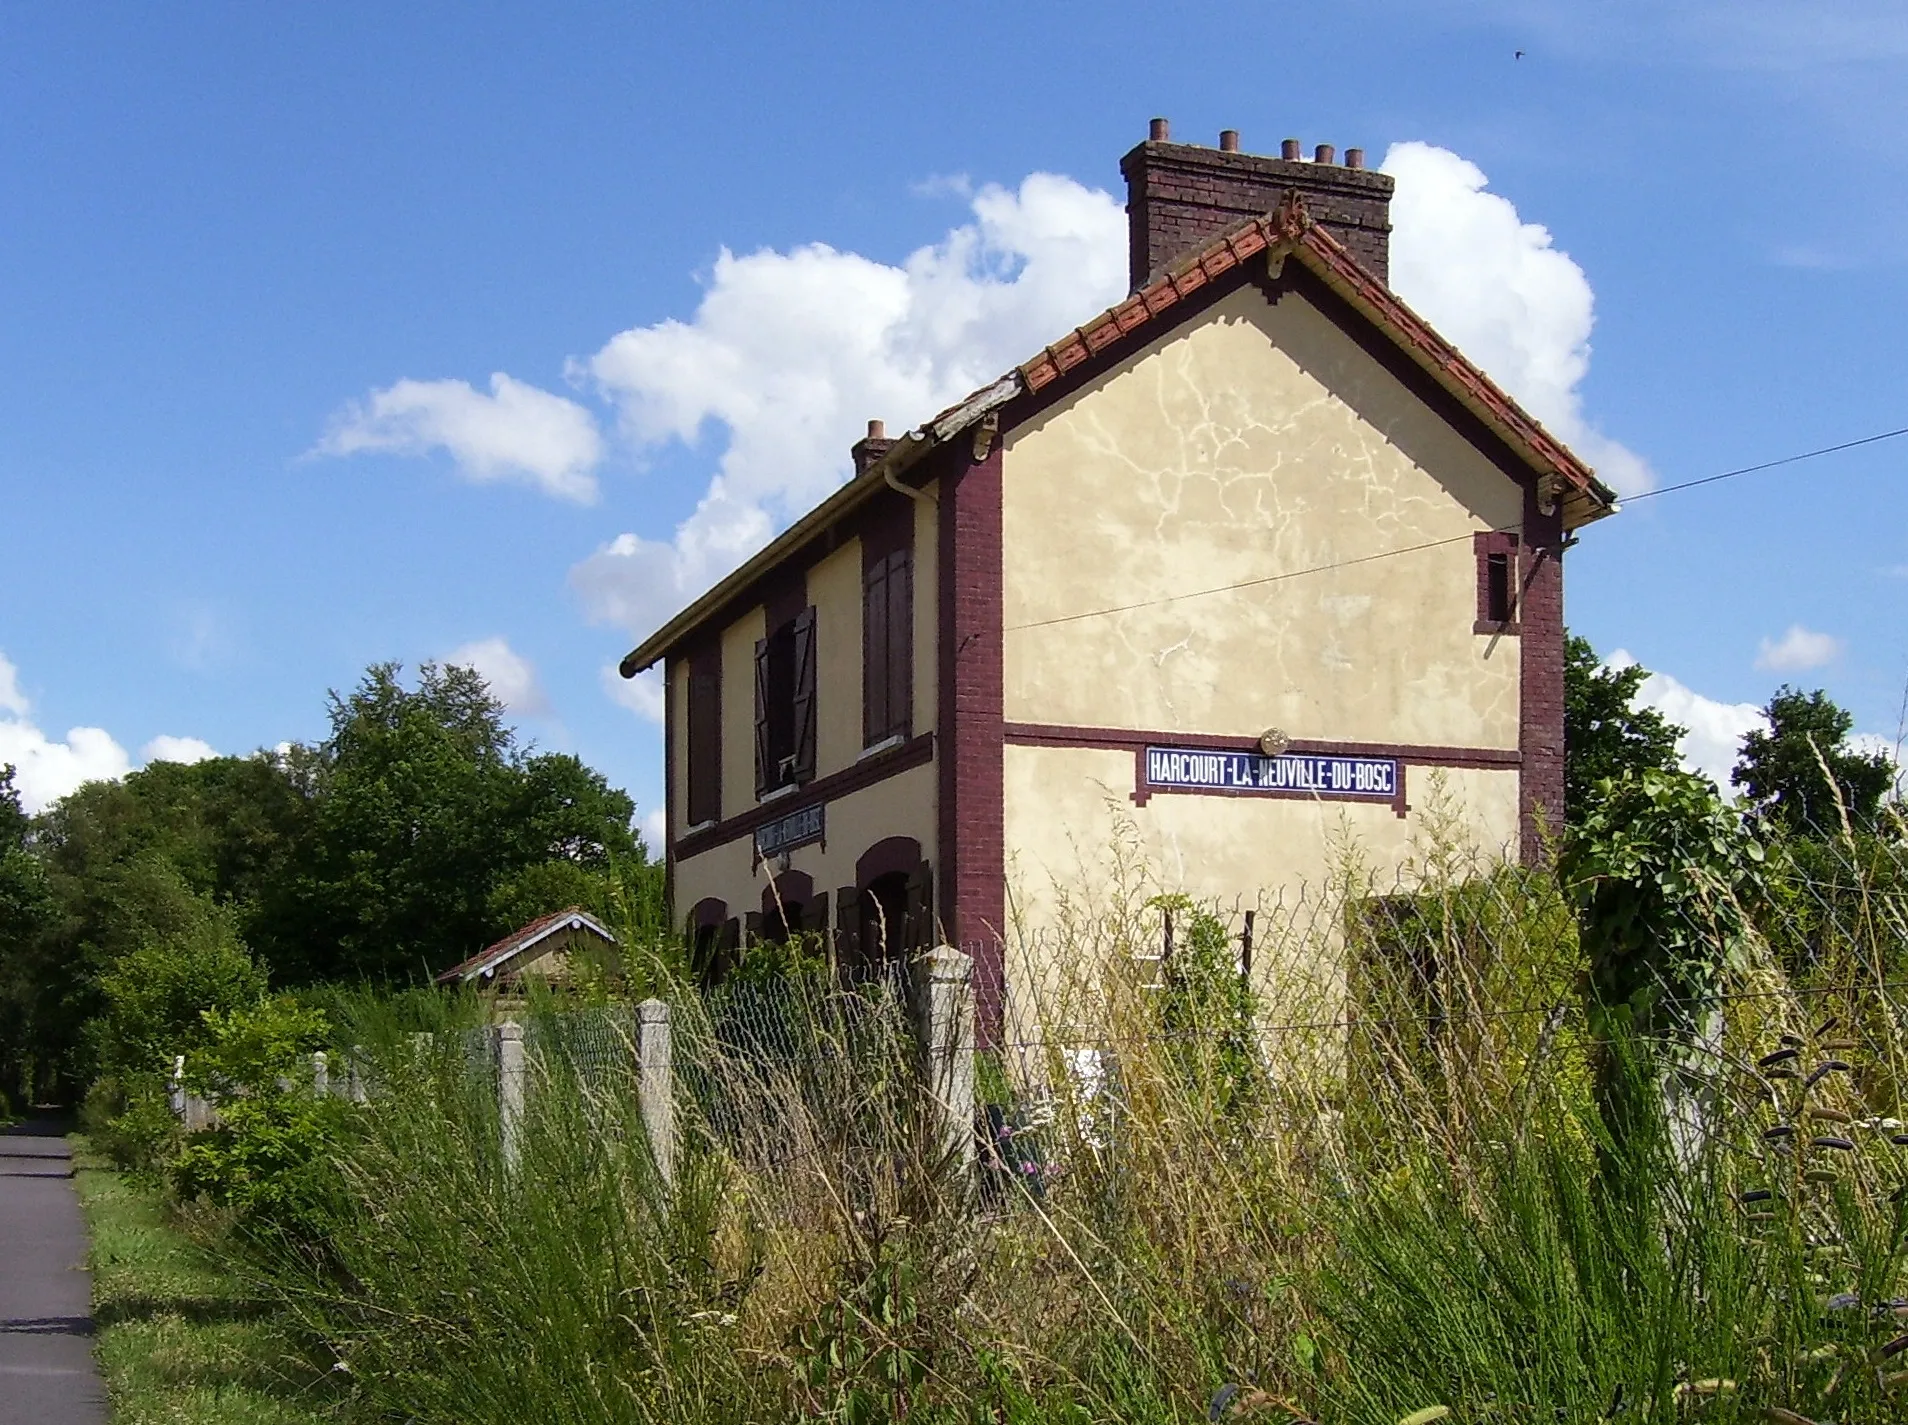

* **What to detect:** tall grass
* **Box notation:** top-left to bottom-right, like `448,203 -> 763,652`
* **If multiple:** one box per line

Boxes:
249,813 -> 1908,1424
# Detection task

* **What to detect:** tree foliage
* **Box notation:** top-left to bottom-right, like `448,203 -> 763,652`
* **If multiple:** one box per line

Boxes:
1561,767 -> 1768,1156
270,662 -> 640,982
0,661 -> 656,1099
90,900 -> 267,1083
0,766 -> 56,1106
1563,633 -> 1685,820
1732,685 -> 1896,836
1562,768 -> 1765,1032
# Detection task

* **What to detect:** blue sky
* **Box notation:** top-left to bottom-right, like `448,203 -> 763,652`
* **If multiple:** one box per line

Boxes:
3,2 -> 1905,832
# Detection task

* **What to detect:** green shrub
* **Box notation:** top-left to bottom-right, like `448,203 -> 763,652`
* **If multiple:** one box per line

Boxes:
172,996 -> 348,1240
89,905 -> 266,1083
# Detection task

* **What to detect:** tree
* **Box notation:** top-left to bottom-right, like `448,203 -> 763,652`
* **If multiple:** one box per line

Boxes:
1561,768 -> 1767,1163
16,754 -> 310,1094
0,766 -> 56,1105
1732,686 -> 1896,836
276,662 -> 641,983
90,900 -> 266,1083
1564,633 -> 1685,822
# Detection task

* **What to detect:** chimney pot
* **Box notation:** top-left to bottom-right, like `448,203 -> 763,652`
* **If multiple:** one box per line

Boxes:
1314,143 -> 1335,165
867,418 -> 885,440
1149,117 -> 1170,142
1122,125 -> 1396,288
1345,147 -> 1365,170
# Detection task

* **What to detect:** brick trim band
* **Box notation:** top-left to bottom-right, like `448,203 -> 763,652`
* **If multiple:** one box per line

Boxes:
672,732 -> 934,862
1002,722 -> 1521,820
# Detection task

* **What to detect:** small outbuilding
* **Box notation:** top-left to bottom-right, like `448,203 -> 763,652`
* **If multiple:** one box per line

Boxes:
435,907 -> 620,989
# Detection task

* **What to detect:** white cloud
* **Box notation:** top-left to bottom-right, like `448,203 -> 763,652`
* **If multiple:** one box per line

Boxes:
1381,142 -> 1653,496
0,651 -> 28,717
446,636 -> 551,716
0,651 -> 225,813
1756,624 -> 1844,672
320,372 -> 604,503
573,151 -> 1651,643
1609,649 -> 1768,790
641,806 -> 666,851
601,663 -> 665,724
570,172 -> 1129,640
140,735 -> 218,765
0,720 -> 133,814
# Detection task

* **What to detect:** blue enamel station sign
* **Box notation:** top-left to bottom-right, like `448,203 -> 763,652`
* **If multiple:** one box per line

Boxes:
1144,746 -> 1398,799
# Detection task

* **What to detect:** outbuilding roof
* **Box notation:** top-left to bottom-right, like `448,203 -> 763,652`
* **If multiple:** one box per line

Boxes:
434,906 -> 618,986
620,191 -> 1617,677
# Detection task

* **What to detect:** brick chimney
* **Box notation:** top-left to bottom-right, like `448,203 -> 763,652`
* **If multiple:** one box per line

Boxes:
851,418 -> 894,476
1120,120 -> 1396,290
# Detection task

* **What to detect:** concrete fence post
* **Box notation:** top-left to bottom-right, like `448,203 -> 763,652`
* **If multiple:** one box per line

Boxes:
345,1045 -> 368,1104
636,999 -> 675,1194
920,945 -> 976,1185
169,1055 -> 187,1121
496,1020 -> 526,1172
311,1050 -> 328,1098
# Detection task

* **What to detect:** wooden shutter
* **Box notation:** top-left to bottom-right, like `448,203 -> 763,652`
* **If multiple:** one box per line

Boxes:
802,891 -> 830,940
835,886 -> 861,969
753,635 -> 770,797
744,910 -> 764,944
886,550 -> 912,739
863,558 -> 889,746
904,863 -> 934,951
686,657 -> 721,826
791,607 -> 817,782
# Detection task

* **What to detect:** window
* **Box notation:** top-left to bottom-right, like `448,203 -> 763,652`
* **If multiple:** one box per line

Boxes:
1474,532 -> 1520,632
1486,552 -> 1511,622
685,646 -> 721,826
863,546 -> 912,745
754,607 -> 817,796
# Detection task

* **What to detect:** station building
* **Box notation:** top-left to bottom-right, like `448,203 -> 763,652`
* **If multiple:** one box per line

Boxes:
618,121 -> 1616,1009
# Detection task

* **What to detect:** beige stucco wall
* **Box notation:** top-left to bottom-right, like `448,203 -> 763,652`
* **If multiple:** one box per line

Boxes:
673,759 -> 938,922
668,481 -> 944,846
1003,744 -> 1519,929
667,482 -> 945,921
1002,281 -> 1522,749
999,280 -> 1526,947
809,539 -> 864,780
718,608 -> 766,822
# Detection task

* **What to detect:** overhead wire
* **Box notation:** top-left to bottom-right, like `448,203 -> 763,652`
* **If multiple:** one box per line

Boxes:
1002,422 -> 1908,633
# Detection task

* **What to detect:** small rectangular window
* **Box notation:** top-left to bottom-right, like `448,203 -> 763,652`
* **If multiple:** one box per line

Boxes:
685,647 -> 721,826
1486,552 -> 1511,623
1474,532 -> 1520,633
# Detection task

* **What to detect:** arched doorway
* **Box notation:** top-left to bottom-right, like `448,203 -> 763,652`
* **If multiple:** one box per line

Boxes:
837,837 -> 931,981
760,869 -> 814,945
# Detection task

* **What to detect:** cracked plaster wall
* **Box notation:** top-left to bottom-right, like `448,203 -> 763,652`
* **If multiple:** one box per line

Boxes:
1000,281 -> 1523,928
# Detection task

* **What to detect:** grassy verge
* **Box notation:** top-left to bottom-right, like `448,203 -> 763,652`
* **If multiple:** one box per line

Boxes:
70,1137 -> 339,1425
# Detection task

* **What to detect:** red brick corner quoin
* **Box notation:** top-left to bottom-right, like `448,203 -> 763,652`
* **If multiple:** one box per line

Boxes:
936,434 -> 1006,1040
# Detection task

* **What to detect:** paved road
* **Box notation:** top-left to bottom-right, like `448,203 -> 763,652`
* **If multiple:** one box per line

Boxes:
0,1121 -> 107,1425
